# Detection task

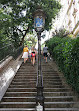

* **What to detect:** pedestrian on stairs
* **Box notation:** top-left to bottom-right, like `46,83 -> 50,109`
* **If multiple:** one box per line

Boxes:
22,45 -> 29,63
43,44 -> 48,62
30,47 -> 36,66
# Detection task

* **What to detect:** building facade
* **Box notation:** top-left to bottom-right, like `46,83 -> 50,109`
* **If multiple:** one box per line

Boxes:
53,0 -> 79,37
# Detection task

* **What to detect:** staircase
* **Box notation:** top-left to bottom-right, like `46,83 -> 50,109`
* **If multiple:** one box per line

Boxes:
0,58 -> 79,111
0,60 -> 37,111
42,60 -> 79,111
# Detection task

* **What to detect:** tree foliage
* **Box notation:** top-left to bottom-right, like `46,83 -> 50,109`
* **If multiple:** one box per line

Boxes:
0,0 -> 61,47
46,35 -> 79,94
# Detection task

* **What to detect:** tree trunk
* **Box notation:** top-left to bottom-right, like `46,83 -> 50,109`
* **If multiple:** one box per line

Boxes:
19,27 -> 29,46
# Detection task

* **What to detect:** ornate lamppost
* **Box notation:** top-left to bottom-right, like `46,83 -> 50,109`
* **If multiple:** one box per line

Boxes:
34,9 -> 45,111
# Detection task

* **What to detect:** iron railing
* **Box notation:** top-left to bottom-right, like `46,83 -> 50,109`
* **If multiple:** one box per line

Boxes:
36,32 -> 44,111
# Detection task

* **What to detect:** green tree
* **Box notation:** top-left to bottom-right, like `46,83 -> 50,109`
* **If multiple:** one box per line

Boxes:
24,33 -> 37,48
0,0 -> 61,47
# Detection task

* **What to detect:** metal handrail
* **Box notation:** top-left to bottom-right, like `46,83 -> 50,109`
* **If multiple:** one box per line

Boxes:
36,32 -> 44,111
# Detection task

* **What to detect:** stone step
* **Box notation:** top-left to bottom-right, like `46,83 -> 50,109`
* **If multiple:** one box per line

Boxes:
9,84 -> 65,88
43,82 -> 63,85
10,82 -> 36,85
0,108 -> 78,111
9,84 -> 36,88
17,71 -> 58,74
0,102 -> 36,108
4,92 -> 72,97
44,88 -> 71,92
10,82 -> 63,86
11,81 -> 36,84
5,91 -> 72,97
43,76 -> 60,77
2,96 -> 74,102
43,77 -> 61,79
13,76 -> 36,79
14,76 -> 61,79
4,92 -> 36,97
16,72 -> 37,74
44,92 -> 73,96
42,70 -> 57,74
12,79 -> 36,81
11,81 -> 64,84
42,68 -> 54,70
44,85 -> 65,88
11,81 -> 62,84
43,70 -> 56,72
43,70 -> 57,72
12,79 -> 61,82
7,88 -> 70,92
44,96 -> 74,102
0,108 -> 35,111
44,102 -> 77,108
14,76 -> 36,78
10,82 -> 62,86
20,67 -> 36,69
2,97 -> 35,102
18,69 -> 36,72
15,72 -> 36,74
20,68 -> 36,70
45,108 -> 79,111
43,80 -> 62,82
7,88 -> 36,92
15,74 -> 37,76
16,72 -> 59,74
15,74 -> 59,76
0,102 -> 77,108
43,75 -> 60,77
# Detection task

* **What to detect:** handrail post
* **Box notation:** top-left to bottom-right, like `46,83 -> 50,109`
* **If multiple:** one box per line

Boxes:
36,32 -> 44,111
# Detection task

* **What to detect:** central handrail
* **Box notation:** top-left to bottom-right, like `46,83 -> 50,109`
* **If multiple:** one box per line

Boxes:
36,32 -> 44,111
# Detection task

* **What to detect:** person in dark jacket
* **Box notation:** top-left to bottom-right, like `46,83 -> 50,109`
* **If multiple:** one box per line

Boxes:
43,45 -> 48,62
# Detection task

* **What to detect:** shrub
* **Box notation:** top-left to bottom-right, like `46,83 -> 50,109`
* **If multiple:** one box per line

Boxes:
46,37 -> 62,56
46,36 -> 79,94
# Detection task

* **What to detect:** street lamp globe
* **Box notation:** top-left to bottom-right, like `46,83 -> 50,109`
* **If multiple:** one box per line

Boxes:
34,9 -> 45,32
